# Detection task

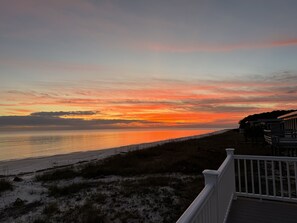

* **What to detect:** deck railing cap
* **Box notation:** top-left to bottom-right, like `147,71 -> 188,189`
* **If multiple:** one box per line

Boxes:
203,169 -> 219,175
226,148 -> 235,156
203,169 -> 219,185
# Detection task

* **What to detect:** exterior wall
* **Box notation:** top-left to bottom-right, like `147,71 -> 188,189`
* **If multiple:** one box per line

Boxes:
279,112 -> 297,131
284,117 -> 297,131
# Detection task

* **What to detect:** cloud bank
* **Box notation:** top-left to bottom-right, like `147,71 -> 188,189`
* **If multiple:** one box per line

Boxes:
30,111 -> 97,117
1,71 -> 296,130
0,112 -> 153,131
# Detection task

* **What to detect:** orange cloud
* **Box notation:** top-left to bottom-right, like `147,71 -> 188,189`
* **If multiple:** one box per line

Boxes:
1,75 -> 296,129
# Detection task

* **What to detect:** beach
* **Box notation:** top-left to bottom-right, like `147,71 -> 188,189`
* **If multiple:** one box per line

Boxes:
0,129 -> 227,176
0,129 -> 269,223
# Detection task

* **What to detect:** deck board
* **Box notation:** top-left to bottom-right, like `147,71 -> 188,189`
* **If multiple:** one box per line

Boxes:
227,198 -> 297,223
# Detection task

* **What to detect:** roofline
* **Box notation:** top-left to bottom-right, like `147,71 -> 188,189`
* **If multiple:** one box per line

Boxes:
278,111 -> 297,119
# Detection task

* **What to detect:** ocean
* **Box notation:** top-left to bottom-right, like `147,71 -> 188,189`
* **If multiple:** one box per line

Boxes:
0,129 -> 216,161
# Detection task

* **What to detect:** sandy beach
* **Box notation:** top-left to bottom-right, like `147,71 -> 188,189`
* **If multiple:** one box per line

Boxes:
0,129 -> 227,176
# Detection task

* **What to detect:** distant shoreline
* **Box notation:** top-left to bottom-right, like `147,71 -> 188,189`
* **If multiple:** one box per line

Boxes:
0,129 -> 229,176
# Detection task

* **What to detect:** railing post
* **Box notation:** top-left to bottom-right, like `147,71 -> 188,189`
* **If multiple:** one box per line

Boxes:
226,148 -> 234,157
226,148 -> 236,200
203,169 -> 219,223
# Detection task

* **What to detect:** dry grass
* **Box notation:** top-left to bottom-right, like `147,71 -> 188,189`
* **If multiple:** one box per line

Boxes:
48,182 -> 93,197
80,129 -> 269,178
36,168 -> 78,182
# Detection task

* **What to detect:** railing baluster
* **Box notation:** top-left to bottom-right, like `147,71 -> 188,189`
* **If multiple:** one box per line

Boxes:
257,159 -> 262,195
210,195 -> 214,222
205,203 -> 208,223
265,160 -> 268,195
208,200 -> 213,222
251,160 -> 255,194
201,208 -> 205,223
205,201 -> 208,223
237,159 -> 241,193
295,162 -> 297,198
244,159 -> 248,193
287,161 -> 291,198
198,214 -> 202,223
272,161 -> 276,196
208,200 -> 211,223
279,161 -> 284,197
205,205 -> 208,223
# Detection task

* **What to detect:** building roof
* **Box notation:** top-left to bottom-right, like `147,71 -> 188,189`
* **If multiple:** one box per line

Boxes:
278,111 -> 297,120
246,119 -> 281,124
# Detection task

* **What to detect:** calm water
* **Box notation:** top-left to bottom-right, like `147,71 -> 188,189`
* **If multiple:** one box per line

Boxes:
0,129 -> 215,161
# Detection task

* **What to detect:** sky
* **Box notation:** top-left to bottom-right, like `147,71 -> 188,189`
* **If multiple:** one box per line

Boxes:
1,0 -> 297,130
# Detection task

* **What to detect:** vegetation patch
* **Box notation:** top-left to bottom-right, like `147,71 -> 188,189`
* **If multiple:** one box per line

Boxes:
0,201 -> 42,221
122,176 -> 181,188
60,201 -> 106,223
43,202 -> 60,216
36,168 -> 78,182
48,182 -> 92,197
0,179 -> 13,193
80,130 -> 268,179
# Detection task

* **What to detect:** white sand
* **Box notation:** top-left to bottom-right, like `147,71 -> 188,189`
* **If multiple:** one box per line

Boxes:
0,129 -> 228,175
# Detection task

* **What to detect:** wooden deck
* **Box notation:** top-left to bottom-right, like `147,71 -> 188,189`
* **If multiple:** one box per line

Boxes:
227,198 -> 297,223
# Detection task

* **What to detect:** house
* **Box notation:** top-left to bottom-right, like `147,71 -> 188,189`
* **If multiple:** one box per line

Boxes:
278,111 -> 297,137
264,111 -> 297,154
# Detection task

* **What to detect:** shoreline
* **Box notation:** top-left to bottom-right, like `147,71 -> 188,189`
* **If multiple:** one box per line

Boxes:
0,129 -> 228,176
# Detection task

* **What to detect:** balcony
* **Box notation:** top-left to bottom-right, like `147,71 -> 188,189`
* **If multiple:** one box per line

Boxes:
176,149 -> 297,223
264,129 -> 297,152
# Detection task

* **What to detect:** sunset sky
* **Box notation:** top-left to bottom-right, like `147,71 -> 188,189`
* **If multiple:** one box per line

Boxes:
1,0 -> 297,130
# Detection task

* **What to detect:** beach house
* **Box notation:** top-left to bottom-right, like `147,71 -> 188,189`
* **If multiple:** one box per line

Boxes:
263,111 -> 297,155
279,111 -> 297,136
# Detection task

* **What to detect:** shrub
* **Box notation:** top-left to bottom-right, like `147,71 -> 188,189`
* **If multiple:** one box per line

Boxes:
0,179 -> 13,193
61,201 -> 106,223
43,202 -> 59,215
48,183 -> 91,197
33,218 -> 47,223
36,168 -> 78,182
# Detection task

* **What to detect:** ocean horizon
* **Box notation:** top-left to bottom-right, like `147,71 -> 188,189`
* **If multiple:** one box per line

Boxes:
0,128 -> 218,161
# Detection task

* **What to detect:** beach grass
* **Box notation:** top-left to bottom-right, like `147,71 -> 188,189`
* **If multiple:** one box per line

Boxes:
48,182 -> 93,197
80,129 -> 268,178
36,168 -> 78,182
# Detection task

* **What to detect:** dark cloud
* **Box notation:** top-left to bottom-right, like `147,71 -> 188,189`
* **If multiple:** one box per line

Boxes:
0,114 -> 152,131
109,99 -> 179,105
273,86 -> 297,94
268,71 -> 297,82
185,105 -> 259,113
30,111 -> 98,117
180,93 -> 297,105
175,120 -> 236,129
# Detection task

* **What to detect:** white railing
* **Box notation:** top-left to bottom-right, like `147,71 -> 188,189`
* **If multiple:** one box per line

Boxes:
235,155 -> 297,202
177,150 -> 297,223
176,149 -> 236,223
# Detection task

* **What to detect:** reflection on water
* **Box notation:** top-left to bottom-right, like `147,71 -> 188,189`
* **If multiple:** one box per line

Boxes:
0,129 -> 215,161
